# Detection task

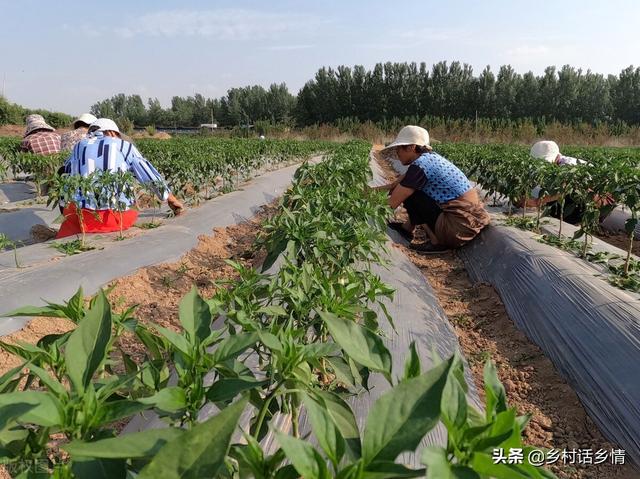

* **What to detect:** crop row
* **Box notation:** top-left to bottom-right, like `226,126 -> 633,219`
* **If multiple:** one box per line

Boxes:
0,137 -> 332,203
436,143 -> 640,277
0,141 -> 551,478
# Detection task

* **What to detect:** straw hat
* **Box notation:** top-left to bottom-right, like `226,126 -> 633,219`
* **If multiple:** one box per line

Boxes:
73,113 -> 97,128
90,118 -> 120,134
382,125 -> 431,151
24,114 -> 55,136
530,141 -> 560,163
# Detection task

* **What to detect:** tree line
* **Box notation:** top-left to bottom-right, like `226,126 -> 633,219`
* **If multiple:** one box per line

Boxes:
0,95 -> 73,128
5,61 -> 638,130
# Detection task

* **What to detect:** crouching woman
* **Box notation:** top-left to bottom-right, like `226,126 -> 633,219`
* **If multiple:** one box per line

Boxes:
378,126 -> 490,253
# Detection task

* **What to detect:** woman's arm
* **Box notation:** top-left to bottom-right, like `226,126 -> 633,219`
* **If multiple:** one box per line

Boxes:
388,184 -> 415,209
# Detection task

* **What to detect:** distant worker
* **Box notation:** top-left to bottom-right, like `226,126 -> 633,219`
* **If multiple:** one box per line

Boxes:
56,118 -> 184,238
377,126 -> 490,253
60,113 -> 97,151
20,114 -> 61,155
518,140 -> 613,224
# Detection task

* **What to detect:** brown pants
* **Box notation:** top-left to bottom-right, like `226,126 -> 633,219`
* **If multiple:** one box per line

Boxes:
429,189 -> 491,248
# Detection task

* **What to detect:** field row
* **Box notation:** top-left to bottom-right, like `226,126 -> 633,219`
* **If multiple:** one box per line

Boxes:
0,137 -> 332,202
0,142 -> 551,478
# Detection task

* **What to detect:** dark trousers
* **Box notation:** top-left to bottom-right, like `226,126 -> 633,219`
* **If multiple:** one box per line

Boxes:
403,191 -> 442,231
547,196 -> 584,225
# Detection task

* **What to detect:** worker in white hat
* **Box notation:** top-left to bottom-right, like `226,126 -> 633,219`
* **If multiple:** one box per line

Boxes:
376,125 -> 490,253
60,113 -> 98,151
55,118 -> 184,238
517,140 -> 596,224
530,140 -> 584,166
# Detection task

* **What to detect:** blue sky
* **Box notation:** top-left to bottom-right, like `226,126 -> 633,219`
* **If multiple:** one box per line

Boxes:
1,0 -> 638,115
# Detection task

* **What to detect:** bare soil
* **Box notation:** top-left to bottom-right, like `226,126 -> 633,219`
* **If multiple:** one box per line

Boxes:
0,203 -> 276,377
595,230 -> 640,257
373,147 -> 637,478
401,243 -> 636,478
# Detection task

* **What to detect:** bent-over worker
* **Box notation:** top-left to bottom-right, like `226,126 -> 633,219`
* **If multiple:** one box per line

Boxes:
20,114 -> 61,155
56,118 -> 184,238
519,140 -> 613,224
378,126 -> 490,253
60,113 -> 97,151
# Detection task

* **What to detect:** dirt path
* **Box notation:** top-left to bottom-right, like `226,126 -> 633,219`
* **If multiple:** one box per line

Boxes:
107,202 -> 276,363
0,203 -> 276,378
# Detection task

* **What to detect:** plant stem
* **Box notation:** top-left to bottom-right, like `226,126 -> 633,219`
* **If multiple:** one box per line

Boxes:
625,229 -> 634,276
13,244 -> 20,268
558,198 -> 564,238
253,380 -> 285,439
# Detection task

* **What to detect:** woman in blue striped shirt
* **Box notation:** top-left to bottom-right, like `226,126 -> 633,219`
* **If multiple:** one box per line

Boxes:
56,118 -> 183,238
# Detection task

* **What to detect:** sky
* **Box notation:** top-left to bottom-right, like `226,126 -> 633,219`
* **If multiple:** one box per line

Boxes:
1,0 -> 639,115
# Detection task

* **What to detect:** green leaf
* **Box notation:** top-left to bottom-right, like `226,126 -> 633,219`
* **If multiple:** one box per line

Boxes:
65,290 -> 113,394
153,324 -> 191,356
362,357 -> 453,465
24,364 -> 66,397
179,286 -> 212,344
211,332 -> 259,364
402,341 -> 421,381
138,397 -> 247,479
302,392 -> 345,466
326,357 -> 356,390
422,447 -> 480,479
319,311 -> 392,381
70,458 -> 126,479
1,305 -> 68,319
441,362 -> 468,434
362,462 -> 426,478
483,360 -> 507,420
0,391 -> 62,427
64,428 -> 184,458
471,452 -> 549,479
475,409 -> 519,452
139,387 -> 187,413
206,377 -> 267,404
0,363 -> 26,393
100,400 -> 150,424
275,431 -> 330,479
312,390 -> 361,460
0,403 -> 38,430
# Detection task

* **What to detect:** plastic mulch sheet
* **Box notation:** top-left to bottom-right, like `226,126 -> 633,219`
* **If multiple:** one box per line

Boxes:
124,156 -> 480,469
459,225 -> 640,463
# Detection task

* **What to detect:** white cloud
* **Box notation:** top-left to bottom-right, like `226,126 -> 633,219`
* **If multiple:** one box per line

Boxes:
113,9 -> 322,41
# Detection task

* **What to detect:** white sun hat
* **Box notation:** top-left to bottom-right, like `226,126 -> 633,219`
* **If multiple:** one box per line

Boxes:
530,140 -> 560,163
382,125 -> 431,151
90,118 -> 120,134
73,113 -> 98,128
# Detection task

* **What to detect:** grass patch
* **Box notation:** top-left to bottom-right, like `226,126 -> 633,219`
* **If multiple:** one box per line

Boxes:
136,222 -> 162,229
51,239 -> 96,256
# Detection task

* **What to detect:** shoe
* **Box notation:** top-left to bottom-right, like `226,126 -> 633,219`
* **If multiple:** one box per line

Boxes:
387,222 -> 413,242
409,242 -> 449,254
